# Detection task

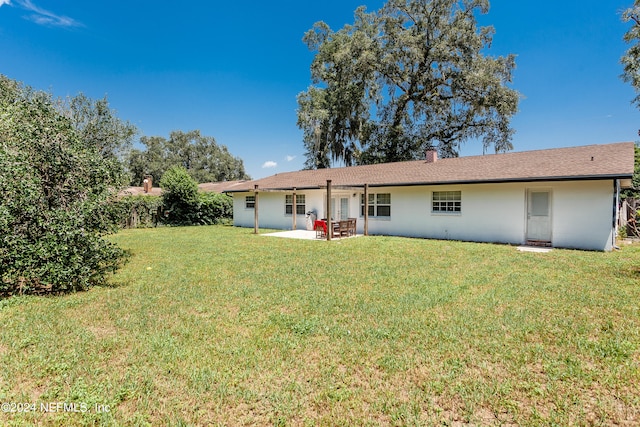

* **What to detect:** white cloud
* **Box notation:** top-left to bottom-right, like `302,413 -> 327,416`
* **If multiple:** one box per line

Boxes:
262,161 -> 277,169
286,155 -> 296,162
0,1 -> 11,8
15,0 -> 81,27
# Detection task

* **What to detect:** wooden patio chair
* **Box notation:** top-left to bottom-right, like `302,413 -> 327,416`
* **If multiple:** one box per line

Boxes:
330,221 -> 340,238
338,220 -> 349,238
348,218 -> 356,236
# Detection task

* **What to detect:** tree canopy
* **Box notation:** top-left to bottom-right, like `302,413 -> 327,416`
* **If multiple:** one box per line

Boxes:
621,3 -> 640,199
127,130 -> 250,185
60,93 -> 137,162
622,1 -> 640,108
297,0 -> 520,168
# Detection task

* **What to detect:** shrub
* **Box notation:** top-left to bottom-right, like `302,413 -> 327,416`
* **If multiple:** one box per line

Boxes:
160,166 -> 199,225
0,76 -> 128,296
158,165 -> 234,226
192,192 -> 233,225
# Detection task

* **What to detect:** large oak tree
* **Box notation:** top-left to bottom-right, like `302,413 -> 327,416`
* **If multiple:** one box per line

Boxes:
297,0 -> 520,168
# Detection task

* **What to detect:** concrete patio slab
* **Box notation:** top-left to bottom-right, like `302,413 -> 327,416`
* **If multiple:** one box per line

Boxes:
517,246 -> 553,253
262,230 -> 361,240
262,230 -> 320,240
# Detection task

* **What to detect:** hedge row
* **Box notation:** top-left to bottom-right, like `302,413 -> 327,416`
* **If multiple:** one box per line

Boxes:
115,192 -> 233,229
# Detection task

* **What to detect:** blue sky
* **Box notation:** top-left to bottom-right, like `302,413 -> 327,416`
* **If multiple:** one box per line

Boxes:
0,0 -> 637,179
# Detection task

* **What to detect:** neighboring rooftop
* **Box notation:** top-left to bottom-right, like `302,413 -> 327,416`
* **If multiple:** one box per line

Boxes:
197,181 -> 251,193
118,180 -> 249,197
226,142 -> 636,192
118,186 -> 163,197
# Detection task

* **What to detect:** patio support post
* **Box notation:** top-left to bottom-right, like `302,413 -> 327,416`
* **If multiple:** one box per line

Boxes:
254,185 -> 259,234
364,183 -> 369,236
326,180 -> 332,241
292,188 -> 297,231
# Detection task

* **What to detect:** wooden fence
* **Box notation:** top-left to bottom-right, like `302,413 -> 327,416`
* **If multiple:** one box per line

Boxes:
620,198 -> 639,237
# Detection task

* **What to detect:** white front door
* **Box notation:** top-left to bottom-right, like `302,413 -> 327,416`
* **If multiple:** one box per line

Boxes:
527,190 -> 552,242
331,196 -> 350,220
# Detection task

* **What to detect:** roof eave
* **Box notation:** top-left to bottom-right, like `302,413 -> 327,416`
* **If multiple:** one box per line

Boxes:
224,174 -> 633,193
366,174 -> 634,188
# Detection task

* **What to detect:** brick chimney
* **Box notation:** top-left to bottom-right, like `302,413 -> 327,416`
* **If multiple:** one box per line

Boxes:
426,150 -> 438,163
143,175 -> 153,193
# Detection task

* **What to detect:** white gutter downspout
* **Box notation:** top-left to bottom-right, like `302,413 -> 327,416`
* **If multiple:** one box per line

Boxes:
613,179 -> 621,250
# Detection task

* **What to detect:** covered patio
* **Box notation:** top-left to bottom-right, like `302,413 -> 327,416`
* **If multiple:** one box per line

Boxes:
250,179 -> 371,241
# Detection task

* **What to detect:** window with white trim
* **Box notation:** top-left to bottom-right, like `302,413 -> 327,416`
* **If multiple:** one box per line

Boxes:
432,191 -> 461,213
245,195 -> 255,209
285,194 -> 306,215
361,193 -> 391,217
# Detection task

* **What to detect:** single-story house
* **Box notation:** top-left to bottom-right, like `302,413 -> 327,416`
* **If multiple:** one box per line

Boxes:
225,142 -> 635,251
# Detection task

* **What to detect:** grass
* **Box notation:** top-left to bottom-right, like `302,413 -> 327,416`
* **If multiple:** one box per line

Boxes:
0,225 -> 639,426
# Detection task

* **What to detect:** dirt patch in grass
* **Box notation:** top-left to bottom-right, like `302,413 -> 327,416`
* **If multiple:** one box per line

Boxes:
86,325 -> 119,340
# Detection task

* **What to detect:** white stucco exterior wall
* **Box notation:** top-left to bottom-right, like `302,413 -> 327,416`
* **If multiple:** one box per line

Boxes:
231,179 -> 616,251
550,180 -> 615,251
364,183 -> 525,243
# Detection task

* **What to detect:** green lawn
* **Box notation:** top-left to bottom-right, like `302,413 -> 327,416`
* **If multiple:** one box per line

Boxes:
1,226 -> 639,426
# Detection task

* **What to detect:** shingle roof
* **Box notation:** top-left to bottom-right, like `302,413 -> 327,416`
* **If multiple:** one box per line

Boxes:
197,180 -> 251,193
227,142 -> 635,192
118,180 -> 249,197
